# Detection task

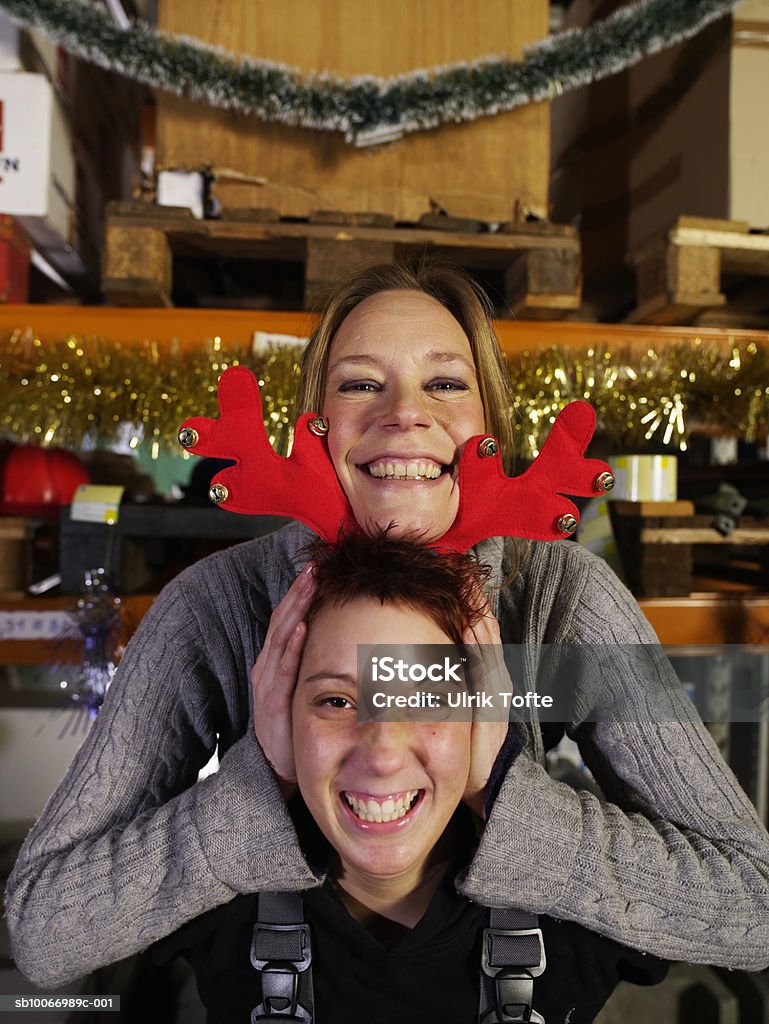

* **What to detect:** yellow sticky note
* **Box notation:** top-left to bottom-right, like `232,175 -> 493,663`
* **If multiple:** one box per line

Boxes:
70,484 -> 125,525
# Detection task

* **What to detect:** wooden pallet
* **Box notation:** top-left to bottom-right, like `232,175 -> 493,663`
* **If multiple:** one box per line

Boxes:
611,500 -> 769,597
627,216 -> 769,327
103,201 -> 581,317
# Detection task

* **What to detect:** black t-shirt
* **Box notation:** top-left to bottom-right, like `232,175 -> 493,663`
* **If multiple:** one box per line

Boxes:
155,806 -> 667,1024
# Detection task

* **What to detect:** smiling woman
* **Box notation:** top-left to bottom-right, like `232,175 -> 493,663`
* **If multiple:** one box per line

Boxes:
292,539 -> 480,920
320,290 -> 486,540
152,532 -> 665,1024
297,261 -> 515,473
6,262 -> 769,1019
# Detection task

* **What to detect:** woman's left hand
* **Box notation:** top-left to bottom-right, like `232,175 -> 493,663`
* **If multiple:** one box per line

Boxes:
461,601 -> 511,820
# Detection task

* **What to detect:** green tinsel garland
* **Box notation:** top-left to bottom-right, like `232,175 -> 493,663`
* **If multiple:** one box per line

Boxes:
0,0 -> 738,145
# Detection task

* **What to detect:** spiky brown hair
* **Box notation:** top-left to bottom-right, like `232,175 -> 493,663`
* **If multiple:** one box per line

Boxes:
304,530 -> 491,644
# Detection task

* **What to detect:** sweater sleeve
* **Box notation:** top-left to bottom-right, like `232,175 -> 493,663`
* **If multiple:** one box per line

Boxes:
459,545 -> 769,971
4,543 -> 319,989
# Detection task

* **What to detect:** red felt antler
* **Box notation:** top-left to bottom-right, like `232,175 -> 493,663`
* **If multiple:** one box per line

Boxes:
179,367 -> 614,550
438,401 -> 613,552
178,365 -> 355,541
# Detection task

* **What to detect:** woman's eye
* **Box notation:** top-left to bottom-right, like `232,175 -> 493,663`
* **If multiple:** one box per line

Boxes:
425,379 -> 469,392
318,695 -> 355,710
338,380 -> 382,393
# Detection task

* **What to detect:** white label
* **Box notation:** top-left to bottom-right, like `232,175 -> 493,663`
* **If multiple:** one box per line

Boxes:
157,170 -> 205,220
0,611 -> 71,640
252,331 -> 308,354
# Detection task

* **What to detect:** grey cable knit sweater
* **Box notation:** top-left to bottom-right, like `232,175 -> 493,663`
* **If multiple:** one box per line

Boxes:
6,522 -> 769,987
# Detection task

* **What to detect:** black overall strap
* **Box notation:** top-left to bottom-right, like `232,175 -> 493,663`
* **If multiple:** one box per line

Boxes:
251,893 -> 543,1024
478,908 -> 546,1023
250,892 -> 315,1024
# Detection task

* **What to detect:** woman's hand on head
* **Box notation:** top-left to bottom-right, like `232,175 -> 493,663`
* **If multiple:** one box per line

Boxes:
461,601 -> 510,820
250,563 -> 315,800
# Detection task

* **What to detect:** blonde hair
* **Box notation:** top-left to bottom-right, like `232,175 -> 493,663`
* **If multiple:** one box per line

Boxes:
295,261 -> 515,472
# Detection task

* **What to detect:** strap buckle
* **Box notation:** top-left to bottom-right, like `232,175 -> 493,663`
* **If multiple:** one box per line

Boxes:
251,923 -> 313,1023
481,926 -> 546,1023
251,922 -> 312,973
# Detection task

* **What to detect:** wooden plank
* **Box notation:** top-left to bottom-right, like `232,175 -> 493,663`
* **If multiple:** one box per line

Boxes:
105,210 -> 581,254
505,248 -> 581,318
671,226 -> 769,253
106,200 -> 194,222
633,243 -> 667,306
635,548 -> 693,598
211,180 -> 324,221
309,211 -> 395,228
629,231 -> 727,324
494,320 -> 768,353
733,19 -> 769,48
219,207 -> 280,223
695,308 -> 769,331
640,528 -> 769,545
669,245 -> 723,302
103,224 -> 173,307
612,501 -> 695,516
499,220 -> 579,239
418,212 -> 487,233
625,293 -> 726,326
675,215 -> 751,234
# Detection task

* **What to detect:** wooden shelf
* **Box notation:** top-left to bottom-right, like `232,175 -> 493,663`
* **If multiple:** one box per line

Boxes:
1,305 -> 767,358
639,593 -> 769,645
2,590 -> 768,664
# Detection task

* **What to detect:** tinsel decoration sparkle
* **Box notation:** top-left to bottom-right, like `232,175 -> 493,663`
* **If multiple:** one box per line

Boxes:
2,329 -> 767,461
509,340 -> 769,458
0,329 -> 303,458
0,0 -> 739,145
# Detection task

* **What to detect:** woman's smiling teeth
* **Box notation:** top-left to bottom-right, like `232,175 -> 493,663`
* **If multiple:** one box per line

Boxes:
344,790 -> 420,822
365,459 -> 443,480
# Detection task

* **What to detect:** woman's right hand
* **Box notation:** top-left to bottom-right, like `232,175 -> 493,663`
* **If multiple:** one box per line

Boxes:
250,562 -> 315,798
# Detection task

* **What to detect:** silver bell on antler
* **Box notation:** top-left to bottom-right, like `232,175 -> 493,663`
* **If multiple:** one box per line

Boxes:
557,514 -> 578,535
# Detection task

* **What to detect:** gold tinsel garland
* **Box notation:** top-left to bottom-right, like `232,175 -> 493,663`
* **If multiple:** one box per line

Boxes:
2,330 -> 768,460
0,329 -> 303,457
511,340 -> 769,456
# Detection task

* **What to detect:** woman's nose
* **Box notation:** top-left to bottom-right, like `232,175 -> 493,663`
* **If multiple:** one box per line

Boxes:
356,720 -> 413,774
378,382 -> 432,429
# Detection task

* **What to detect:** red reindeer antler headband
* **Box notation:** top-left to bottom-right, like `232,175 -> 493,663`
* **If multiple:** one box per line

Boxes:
178,365 -> 614,552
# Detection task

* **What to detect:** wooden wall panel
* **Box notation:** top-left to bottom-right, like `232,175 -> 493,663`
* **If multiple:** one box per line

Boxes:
155,1 -> 550,222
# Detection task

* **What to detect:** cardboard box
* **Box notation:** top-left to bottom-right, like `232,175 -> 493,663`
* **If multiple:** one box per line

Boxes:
0,71 -> 81,276
0,13 -> 141,288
